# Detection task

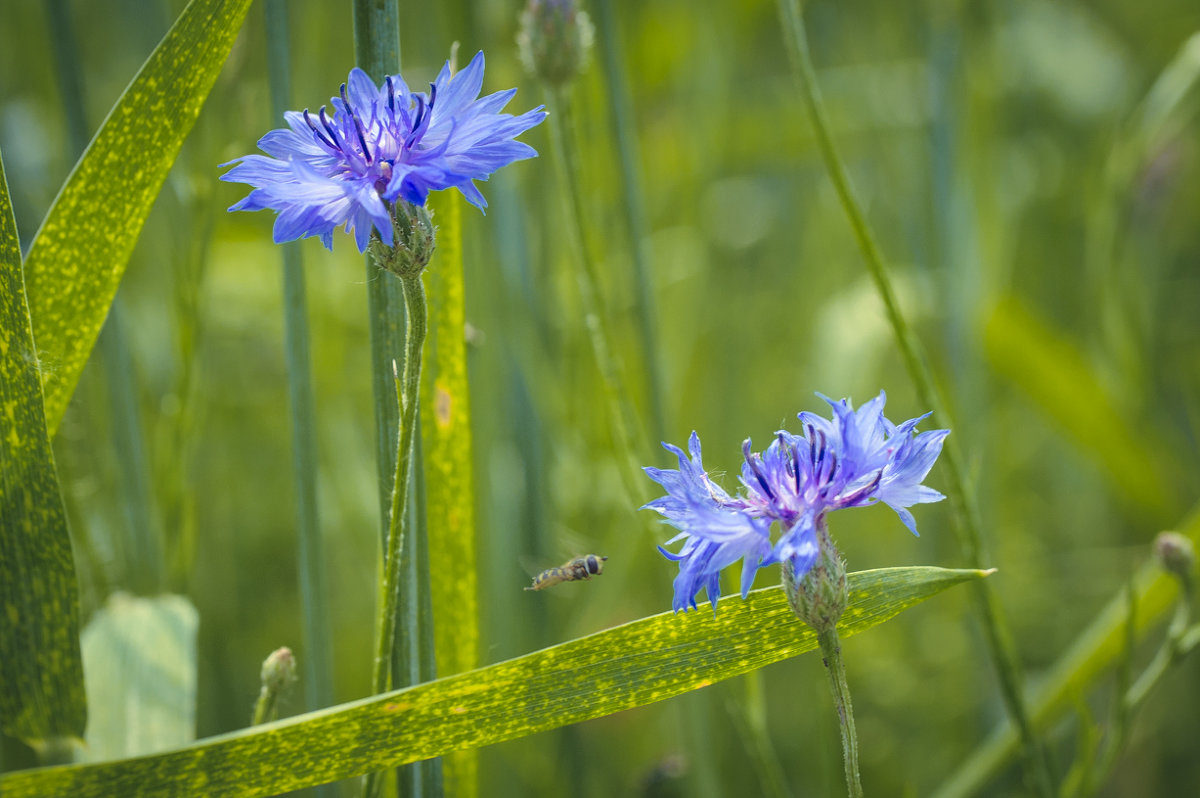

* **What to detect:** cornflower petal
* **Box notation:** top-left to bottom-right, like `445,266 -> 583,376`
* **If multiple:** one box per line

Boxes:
643,433 -> 774,610
222,52 -> 545,251
774,511 -> 821,578
641,393 -> 948,612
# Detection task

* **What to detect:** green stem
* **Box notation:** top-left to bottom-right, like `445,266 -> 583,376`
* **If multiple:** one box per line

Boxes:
774,2 -> 1053,794
545,84 -> 646,501
816,628 -> 862,798
264,0 -> 334,733
1122,597 -> 1194,721
365,273 -> 426,798
371,274 -> 426,692
1080,587 -> 1196,797
351,5 -> 421,795
251,690 -> 277,727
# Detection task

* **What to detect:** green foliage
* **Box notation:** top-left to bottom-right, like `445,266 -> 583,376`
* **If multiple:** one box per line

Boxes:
424,189 -> 479,797
0,567 -> 985,797
935,505 -> 1200,798
0,152 -> 86,755
22,0 -> 253,435
3,1 -> 1200,795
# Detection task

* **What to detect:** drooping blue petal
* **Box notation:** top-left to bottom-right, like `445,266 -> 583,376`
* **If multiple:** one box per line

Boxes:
774,512 -> 820,580
646,432 -> 774,611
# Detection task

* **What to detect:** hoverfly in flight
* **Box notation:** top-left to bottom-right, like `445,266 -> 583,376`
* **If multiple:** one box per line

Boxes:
524,554 -> 608,591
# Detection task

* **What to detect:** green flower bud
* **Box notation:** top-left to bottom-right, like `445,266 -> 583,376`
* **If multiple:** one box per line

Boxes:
1155,531 -> 1195,591
369,201 -> 436,278
253,646 -> 297,725
517,0 -> 595,88
782,521 -> 847,633
261,646 -> 297,693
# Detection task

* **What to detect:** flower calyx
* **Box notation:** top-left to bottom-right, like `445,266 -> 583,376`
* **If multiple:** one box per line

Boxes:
369,201 -> 436,278
782,520 -> 847,633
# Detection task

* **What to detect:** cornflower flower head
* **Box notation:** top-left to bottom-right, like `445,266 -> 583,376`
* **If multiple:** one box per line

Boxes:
221,51 -> 547,253
642,392 -> 949,613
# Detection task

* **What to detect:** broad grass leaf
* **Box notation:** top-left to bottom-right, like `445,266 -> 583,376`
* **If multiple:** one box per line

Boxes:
423,189 -> 478,798
0,152 -> 86,753
22,0 -> 253,436
80,593 -> 199,762
0,566 -> 986,797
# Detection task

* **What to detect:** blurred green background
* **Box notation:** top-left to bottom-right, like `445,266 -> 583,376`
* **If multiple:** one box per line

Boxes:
3,0 -> 1200,795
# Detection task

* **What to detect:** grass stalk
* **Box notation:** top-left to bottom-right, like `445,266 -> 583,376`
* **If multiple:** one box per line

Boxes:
545,84 -> 646,502
774,1 -> 1053,794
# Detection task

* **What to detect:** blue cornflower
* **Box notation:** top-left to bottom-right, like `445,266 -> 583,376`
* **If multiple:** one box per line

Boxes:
221,51 -> 547,252
642,392 -> 949,612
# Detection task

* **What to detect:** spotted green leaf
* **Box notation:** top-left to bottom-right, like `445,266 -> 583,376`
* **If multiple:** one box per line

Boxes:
423,189 -> 479,797
0,566 -> 987,796
22,0 -> 254,436
0,152 -> 86,755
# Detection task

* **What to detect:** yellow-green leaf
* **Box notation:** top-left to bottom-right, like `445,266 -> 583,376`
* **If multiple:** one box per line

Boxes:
0,151 -> 86,754
423,189 -> 478,797
0,566 -> 986,796
22,0 -> 254,436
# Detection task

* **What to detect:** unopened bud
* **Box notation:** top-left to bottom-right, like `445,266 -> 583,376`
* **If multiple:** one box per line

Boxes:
261,646 -> 297,692
1155,532 -> 1195,586
253,646 -> 297,725
517,0 -> 594,88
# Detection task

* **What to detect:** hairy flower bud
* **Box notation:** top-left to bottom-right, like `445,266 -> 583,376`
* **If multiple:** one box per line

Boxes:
1155,531 -> 1195,591
253,646 -> 297,725
782,521 -> 847,632
517,0 -> 594,88
369,201 -> 436,278
261,646 -> 297,694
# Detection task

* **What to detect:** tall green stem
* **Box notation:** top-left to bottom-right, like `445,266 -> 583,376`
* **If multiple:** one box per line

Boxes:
365,273 -> 426,798
817,628 -> 862,798
373,274 -> 426,693
263,0 -> 335,739
353,8 -> 435,796
774,1 -> 1052,794
545,84 -> 646,501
